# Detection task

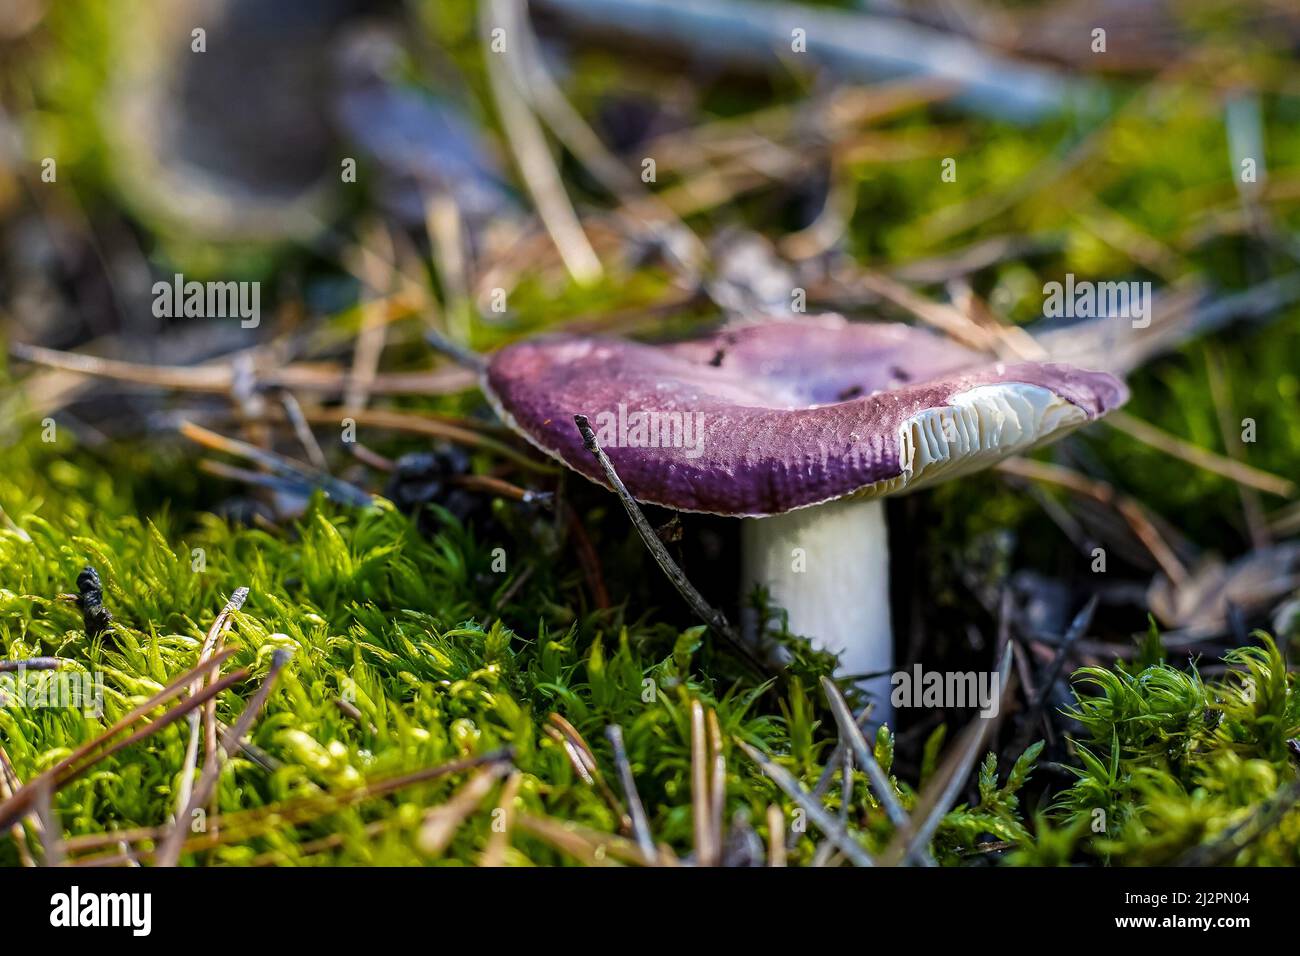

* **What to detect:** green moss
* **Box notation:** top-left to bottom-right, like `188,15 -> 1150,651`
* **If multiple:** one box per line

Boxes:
1010,635 -> 1300,865
2,422 -> 1294,866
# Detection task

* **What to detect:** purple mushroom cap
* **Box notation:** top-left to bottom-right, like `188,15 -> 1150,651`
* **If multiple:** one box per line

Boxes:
483,316 -> 1127,517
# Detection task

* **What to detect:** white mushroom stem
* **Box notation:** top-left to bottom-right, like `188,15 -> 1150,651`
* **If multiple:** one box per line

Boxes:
742,496 -> 893,720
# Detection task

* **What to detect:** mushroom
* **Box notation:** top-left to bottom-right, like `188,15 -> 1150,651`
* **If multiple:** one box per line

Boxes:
481,315 -> 1127,713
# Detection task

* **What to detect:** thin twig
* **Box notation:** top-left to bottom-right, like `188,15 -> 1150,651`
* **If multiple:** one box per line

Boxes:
707,708 -> 726,867
345,227 -> 397,416
787,700 -> 873,852
479,770 -> 524,867
302,405 -> 555,475
215,718 -> 280,772
820,676 -> 936,867
245,820 -> 389,867
605,725 -> 655,863
156,648 -> 289,867
452,473 -> 552,505
424,192 -> 475,345
424,328 -> 488,375
279,391 -> 329,471
515,813 -> 666,866
995,456 -> 1190,586
1032,597 -> 1097,709
10,341 -> 478,398
34,780 -> 63,867
0,657 -> 70,672
766,804 -> 786,867
780,145 -> 857,261
482,0 -> 602,284
832,267 -> 998,352
0,744 -> 36,867
556,495 -> 611,609
198,460 -> 319,499
690,700 -> 716,866
418,762 -> 514,857
1011,596 -> 1098,756
66,749 -> 516,862
573,414 -> 766,673
735,739 -> 874,867
348,442 -> 396,473
1106,411 -> 1294,498
0,654 -> 247,831
880,644 -> 1013,866
533,0 -> 1081,120
546,713 -> 625,823
219,650 -> 291,759
645,78 -> 953,176
173,589 -> 248,851
181,421 -> 376,508
840,749 -> 853,827
334,697 -> 378,735
508,0 -> 705,274
1206,346 -> 1270,548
